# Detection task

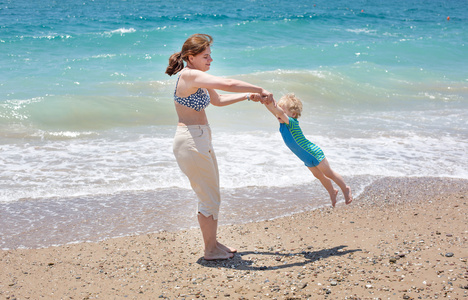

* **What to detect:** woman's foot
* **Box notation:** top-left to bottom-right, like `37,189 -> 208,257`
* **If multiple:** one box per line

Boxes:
217,242 -> 237,253
204,246 -> 234,261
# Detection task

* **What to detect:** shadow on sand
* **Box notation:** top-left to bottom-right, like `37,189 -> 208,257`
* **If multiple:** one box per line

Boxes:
196,245 -> 361,271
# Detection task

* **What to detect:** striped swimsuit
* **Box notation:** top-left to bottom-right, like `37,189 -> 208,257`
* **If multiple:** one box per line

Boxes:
279,117 -> 325,167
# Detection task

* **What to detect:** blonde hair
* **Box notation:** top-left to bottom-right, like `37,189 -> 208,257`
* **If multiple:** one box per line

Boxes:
165,33 -> 213,76
278,93 -> 303,118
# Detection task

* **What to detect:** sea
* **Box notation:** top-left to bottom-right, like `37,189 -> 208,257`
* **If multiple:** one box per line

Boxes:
1,0 -> 467,249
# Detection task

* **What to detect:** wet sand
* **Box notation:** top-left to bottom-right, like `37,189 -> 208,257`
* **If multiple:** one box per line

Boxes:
1,177 -> 467,299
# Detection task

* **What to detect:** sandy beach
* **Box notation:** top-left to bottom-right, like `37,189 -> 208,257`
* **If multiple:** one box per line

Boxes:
1,176 -> 467,300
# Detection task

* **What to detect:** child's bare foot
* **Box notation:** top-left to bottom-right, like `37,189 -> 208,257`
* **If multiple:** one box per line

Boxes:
344,186 -> 353,204
330,189 -> 338,207
204,246 -> 234,261
217,242 -> 237,253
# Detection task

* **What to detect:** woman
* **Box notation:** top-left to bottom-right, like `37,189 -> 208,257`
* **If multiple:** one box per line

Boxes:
166,33 -> 272,260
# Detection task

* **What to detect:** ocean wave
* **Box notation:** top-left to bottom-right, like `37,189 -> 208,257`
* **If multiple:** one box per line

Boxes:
0,86 -> 176,133
91,54 -> 117,59
32,34 -> 73,40
2,66 -> 466,134
109,27 -> 136,35
1,124 -> 466,203
345,28 -> 377,35
32,130 -> 99,139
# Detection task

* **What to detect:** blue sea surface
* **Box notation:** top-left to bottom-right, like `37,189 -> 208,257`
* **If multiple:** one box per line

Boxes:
0,0 -> 467,249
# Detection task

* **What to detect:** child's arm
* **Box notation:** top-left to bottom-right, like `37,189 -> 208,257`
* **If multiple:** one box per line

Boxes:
264,99 -> 290,124
251,93 -> 290,124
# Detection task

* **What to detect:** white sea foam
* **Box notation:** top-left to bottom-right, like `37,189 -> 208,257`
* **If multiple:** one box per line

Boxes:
109,28 -> 136,35
2,120 -> 466,203
345,28 -> 376,35
91,54 -> 117,59
33,34 -> 72,40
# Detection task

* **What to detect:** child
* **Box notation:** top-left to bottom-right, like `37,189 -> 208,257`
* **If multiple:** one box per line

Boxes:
257,93 -> 352,207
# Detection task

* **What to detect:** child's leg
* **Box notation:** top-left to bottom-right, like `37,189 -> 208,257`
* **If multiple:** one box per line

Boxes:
308,166 -> 338,207
316,158 -> 353,204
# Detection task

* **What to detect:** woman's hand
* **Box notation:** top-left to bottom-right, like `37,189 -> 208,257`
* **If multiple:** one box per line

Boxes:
251,92 -> 275,105
250,93 -> 263,102
260,89 -> 273,104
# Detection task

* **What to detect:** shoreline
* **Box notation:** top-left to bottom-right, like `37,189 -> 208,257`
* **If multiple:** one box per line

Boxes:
1,176 -> 467,299
0,175 -> 462,251
0,174 -> 371,250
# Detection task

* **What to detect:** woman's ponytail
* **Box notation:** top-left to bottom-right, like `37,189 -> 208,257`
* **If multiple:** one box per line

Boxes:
165,52 -> 184,76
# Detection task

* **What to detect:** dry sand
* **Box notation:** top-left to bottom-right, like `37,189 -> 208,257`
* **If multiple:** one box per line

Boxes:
1,176 -> 467,300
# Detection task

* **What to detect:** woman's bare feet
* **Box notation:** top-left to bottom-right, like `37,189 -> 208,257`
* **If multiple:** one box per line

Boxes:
217,242 -> 237,253
204,245 -> 234,261
343,186 -> 353,204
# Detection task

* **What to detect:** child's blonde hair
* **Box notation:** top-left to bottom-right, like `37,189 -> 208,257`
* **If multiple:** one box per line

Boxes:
278,93 -> 303,118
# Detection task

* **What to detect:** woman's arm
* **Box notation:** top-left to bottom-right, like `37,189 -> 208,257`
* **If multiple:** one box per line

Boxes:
187,69 -> 272,99
208,89 -> 252,107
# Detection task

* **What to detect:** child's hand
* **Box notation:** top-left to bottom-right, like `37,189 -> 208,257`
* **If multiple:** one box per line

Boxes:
250,93 -> 276,106
260,89 -> 274,104
259,96 -> 276,106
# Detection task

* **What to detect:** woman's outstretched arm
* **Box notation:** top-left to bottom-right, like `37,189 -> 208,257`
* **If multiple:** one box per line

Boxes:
208,90 -> 253,107
184,69 -> 272,100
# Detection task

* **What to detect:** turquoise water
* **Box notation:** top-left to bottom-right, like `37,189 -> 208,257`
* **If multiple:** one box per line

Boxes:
1,0 -> 467,249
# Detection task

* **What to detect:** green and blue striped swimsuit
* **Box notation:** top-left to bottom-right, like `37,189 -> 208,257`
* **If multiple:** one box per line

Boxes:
279,117 -> 325,167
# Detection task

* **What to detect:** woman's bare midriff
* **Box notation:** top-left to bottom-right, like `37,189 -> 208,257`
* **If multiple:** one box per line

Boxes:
175,102 -> 209,126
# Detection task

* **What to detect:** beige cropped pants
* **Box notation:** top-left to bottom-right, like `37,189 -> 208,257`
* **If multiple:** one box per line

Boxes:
173,124 -> 221,220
